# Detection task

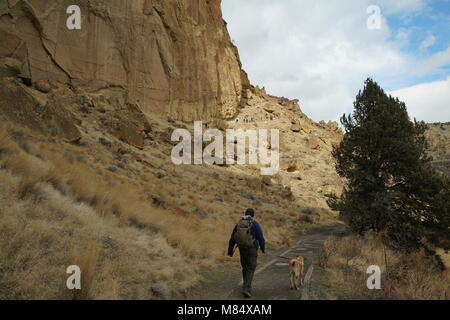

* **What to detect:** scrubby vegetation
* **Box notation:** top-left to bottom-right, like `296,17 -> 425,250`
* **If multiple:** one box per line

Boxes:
318,233 -> 450,300
0,123 -> 316,299
0,125 -> 211,299
320,79 -> 450,300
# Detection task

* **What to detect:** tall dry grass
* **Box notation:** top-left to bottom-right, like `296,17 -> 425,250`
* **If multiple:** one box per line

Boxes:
0,125 -> 13,154
319,233 -> 450,300
0,123 -> 316,299
0,161 -> 203,299
69,245 -> 99,300
0,128 -> 214,299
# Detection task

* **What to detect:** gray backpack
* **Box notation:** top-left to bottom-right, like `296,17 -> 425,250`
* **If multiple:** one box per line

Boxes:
234,217 -> 254,248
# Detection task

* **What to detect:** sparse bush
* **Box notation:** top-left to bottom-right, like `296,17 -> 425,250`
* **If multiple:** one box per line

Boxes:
69,244 -> 99,300
0,126 -> 14,154
210,119 -> 228,131
17,176 -> 45,202
302,207 -> 315,215
299,215 -> 314,224
320,233 -> 450,299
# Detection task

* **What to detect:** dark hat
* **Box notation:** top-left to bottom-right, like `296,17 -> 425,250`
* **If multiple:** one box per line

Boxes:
245,208 -> 255,217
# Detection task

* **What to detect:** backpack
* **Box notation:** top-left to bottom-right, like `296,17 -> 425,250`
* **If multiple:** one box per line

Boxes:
234,217 -> 254,248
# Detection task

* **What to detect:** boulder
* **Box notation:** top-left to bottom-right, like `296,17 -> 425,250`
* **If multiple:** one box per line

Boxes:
307,137 -> 321,150
328,121 -> 339,131
0,78 -> 81,142
291,124 -> 301,133
262,176 -> 273,186
263,104 -> 276,114
34,80 -> 51,93
282,159 -> 301,172
305,197 -> 321,208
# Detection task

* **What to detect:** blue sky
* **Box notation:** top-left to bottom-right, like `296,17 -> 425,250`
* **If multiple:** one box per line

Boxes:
222,0 -> 450,123
383,0 -> 450,87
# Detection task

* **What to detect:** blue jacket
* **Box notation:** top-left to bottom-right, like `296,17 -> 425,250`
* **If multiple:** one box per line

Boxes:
228,217 -> 266,256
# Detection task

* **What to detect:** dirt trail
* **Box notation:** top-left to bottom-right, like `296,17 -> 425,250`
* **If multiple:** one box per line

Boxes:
187,224 -> 346,300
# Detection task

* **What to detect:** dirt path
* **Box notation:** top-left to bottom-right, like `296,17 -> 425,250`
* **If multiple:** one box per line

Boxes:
187,224 -> 346,300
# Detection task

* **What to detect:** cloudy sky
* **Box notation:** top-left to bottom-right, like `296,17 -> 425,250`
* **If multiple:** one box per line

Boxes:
222,0 -> 450,123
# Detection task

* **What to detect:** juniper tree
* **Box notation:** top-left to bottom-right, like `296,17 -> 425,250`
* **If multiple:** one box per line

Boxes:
328,78 -> 450,252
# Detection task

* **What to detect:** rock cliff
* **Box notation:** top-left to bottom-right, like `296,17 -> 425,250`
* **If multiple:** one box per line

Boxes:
0,0 -> 249,121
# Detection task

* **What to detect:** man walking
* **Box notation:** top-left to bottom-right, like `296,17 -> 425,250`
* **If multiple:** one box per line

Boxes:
228,208 -> 266,298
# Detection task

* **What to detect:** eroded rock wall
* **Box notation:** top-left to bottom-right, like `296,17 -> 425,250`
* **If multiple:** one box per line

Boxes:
0,0 -> 249,121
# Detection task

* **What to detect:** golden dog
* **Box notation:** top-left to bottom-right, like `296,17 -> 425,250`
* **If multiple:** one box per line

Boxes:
289,256 -> 305,290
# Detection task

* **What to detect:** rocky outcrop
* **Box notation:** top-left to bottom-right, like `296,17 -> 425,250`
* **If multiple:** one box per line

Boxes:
0,78 -> 81,142
0,0 -> 249,122
226,89 -> 344,210
0,0 -> 345,211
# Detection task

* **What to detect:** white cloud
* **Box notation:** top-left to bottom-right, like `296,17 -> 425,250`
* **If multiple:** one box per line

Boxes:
222,0 -> 449,123
395,28 -> 411,47
389,77 -> 450,123
420,33 -> 436,51
415,46 -> 450,75
376,0 -> 426,14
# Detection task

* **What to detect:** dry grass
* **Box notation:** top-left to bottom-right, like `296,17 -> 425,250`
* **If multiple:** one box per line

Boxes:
0,163 -> 201,299
0,122 -> 317,299
0,129 -> 210,299
319,233 -> 450,300
0,125 -> 14,154
69,245 -> 99,300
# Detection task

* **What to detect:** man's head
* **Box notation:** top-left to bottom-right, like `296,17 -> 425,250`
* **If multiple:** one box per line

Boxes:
245,208 -> 255,217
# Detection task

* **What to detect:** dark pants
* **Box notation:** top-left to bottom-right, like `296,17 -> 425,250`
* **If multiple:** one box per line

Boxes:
239,247 -> 258,293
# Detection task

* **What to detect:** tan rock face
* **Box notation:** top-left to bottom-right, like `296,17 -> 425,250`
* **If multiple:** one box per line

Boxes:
307,137 -> 321,150
327,121 -> 339,131
0,0 -> 248,122
226,91 -> 344,210
0,0 -> 346,213
0,78 -> 81,142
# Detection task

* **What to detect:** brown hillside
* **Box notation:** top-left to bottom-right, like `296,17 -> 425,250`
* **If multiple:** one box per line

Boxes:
426,123 -> 450,176
0,0 -> 342,299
